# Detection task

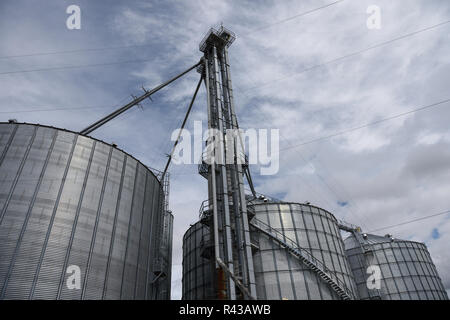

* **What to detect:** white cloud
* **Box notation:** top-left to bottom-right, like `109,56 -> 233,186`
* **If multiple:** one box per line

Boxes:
1,0 -> 449,300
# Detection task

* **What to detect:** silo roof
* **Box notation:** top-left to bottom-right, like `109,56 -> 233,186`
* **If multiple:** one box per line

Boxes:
344,232 -> 425,250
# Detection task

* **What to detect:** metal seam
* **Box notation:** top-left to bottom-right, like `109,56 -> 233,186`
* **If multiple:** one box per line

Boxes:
266,204 -> 282,299
300,207 -> 324,299
309,208 -> 333,298
133,171 -> 148,299
0,124 -> 18,168
56,140 -> 97,299
288,203 -> 308,299
277,204 -> 297,300
81,145 -> 113,299
102,154 -> 127,299
119,161 -> 140,299
29,132 -> 79,299
0,128 -> 57,298
0,125 -> 38,225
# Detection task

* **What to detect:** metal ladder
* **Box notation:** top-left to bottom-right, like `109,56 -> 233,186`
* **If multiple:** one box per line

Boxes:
250,218 -> 354,300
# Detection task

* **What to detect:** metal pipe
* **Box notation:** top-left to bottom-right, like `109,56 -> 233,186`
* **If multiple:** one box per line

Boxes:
204,58 -> 221,270
80,60 -> 202,135
216,257 -> 255,300
212,45 -> 236,300
223,47 -> 257,297
161,75 -> 203,181
244,167 -> 257,198
218,49 -> 248,294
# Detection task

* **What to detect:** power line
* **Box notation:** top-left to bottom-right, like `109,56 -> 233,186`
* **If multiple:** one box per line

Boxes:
0,44 -> 153,60
280,98 -> 450,151
0,105 -> 114,114
0,56 -> 156,76
0,94 -> 132,115
368,210 -> 450,233
0,1 -> 345,61
5,9 -> 446,80
242,20 -> 450,93
240,0 -> 346,37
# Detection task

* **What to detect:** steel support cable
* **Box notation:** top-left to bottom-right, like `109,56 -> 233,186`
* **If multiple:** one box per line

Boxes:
253,100 -> 347,222
307,151 -> 371,227
161,74 -> 203,181
79,60 -> 202,135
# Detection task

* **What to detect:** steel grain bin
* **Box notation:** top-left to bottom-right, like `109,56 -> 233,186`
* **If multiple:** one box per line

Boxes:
182,221 -> 215,299
0,122 -> 171,300
182,199 -> 359,300
249,201 -> 358,300
344,233 -> 448,300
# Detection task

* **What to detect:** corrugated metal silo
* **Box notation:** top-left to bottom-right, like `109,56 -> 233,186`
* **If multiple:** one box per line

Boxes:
182,199 -> 359,300
182,221 -> 215,300
249,200 -> 358,300
0,122 -> 171,300
344,233 -> 448,300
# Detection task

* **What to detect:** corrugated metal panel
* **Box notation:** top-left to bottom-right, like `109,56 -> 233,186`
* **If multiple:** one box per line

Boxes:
250,202 -> 358,300
345,234 -> 448,300
0,123 -> 169,300
182,201 -> 358,300
182,222 -> 215,300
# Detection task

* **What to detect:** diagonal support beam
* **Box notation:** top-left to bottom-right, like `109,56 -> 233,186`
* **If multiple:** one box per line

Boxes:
80,60 -> 202,135
161,74 -> 203,181
216,257 -> 256,300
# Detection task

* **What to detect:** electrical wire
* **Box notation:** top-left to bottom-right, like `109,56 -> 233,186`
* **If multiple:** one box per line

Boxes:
0,56 -> 159,76
368,210 -> 450,233
0,105 -> 115,113
239,0 -> 346,37
0,44 -> 153,60
0,1 -> 345,61
0,1 -> 347,78
280,98 -> 450,151
241,20 -> 450,93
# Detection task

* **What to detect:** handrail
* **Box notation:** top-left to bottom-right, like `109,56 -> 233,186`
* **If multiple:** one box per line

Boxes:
250,217 -> 354,300
199,199 -> 212,219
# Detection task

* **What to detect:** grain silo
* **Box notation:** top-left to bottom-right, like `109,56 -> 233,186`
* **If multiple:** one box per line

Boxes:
344,232 -> 448,300
182,197 -> 359,300
182,221 -> 215,300
0,122 -> 172,300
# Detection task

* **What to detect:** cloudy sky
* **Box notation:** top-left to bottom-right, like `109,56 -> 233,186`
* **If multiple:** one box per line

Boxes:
0,0 -> 449,299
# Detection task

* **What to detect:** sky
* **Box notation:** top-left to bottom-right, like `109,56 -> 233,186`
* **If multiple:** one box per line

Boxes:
0,0 -> 449,299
